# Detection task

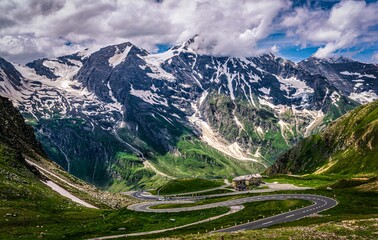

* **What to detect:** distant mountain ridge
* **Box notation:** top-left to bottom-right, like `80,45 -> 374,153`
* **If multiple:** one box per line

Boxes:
0,40 -> 377,189
299,56 -> 378,104
268,99 -> 378,176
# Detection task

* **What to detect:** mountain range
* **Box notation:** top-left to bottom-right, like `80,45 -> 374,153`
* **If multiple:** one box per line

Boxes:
1,40 -> 377,189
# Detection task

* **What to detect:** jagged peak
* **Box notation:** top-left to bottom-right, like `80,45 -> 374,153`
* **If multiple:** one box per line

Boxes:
76,41 -> 149,60
305,55 -> 356,64
0,56 -> 17,66
110,41 -> 143,51
257,52 -> 278,60
252,52 -> 296,67
169,36 -> 198,54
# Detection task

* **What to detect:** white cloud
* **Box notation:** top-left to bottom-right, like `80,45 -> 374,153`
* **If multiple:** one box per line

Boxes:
176,0 -> 290,57
372,52 -> 378,62
271,44 -> 279,53
0,0 -> 292,62
0,0 -> 377,63
281,0 -> 378,58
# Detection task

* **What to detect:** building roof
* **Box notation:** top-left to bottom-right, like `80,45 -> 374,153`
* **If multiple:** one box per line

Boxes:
232,174 -> 262,181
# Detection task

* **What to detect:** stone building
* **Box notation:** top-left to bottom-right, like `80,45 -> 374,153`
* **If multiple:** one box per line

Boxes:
232,174 -> 262,190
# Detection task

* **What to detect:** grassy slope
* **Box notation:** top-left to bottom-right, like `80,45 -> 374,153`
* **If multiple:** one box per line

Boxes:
108,133 -> 269,191
0,143 -> 230,239
0,142 -> 98,239
154,178 -> 224,195
108,152 -> 155,192
153,136 -> 266,180
176,188 -> 234,197
268,100 -> 378,176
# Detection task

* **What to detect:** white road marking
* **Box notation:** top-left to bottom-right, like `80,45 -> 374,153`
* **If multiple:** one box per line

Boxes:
262,221 -> 273,225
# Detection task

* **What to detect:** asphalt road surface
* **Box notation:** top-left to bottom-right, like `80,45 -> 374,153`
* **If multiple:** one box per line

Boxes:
128,194 -> 337,231
215,194 -> 337,232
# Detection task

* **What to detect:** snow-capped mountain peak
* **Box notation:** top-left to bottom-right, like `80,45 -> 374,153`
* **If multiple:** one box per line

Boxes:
0,40 -> 377,187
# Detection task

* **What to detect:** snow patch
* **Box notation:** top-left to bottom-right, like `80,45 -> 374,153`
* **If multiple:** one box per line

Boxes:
106,80 -> 123,112
142,50 -> 176,81
278,120 -> 293,144
259,87 -> 270,95
354,83 -> 363,88
0,69 -> 25,100
42,59 -> 81,81
330,92 -> 341,106
150,84 -> 158,92
108,45 -> 132,68
233,115 -> 245,131
42,180 -> 97,208
256,126 -> 264,138
77,47 -> 101,59
130,85 -> 168,107
13,64 -> 122,122
349,90 -> 378,104
275,75 -> 314,98
304,110 -> 324,137
199,90 -> 209,106
258,97 -> 276,109
340,71 -> 376,79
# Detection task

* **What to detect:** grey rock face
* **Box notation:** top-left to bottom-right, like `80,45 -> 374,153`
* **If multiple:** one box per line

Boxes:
0,57 -> 23,93
299,57 -> 378,102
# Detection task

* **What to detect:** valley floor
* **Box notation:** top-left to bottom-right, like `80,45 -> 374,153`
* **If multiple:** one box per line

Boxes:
1,174 -> 377,239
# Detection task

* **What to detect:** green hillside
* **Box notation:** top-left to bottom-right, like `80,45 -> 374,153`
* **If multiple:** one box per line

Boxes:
268,100 -> 378,176
153,136 -> 266,180
154,178 -> 224,195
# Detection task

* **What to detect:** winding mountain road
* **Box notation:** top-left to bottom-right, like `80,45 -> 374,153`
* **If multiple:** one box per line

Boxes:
91,192 -> 337,239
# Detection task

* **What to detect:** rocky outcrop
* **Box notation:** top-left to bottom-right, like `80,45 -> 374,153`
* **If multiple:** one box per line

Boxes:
0,96 -> 45,158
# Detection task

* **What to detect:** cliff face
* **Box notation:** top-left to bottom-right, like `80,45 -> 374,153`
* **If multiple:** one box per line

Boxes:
268,100 -> 378,176
0,96 -> 46,158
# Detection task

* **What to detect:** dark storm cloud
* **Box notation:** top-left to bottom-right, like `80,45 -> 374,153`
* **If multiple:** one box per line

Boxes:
0,16 -> 16,29
28,0 -> 66,16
